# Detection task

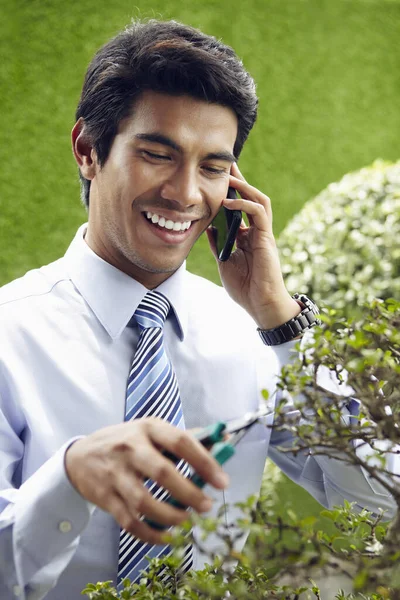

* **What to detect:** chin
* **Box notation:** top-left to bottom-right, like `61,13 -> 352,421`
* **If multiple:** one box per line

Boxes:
131,254 -> 184,276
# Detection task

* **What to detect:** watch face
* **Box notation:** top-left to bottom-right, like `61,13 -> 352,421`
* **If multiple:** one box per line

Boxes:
295,293 -> 319,314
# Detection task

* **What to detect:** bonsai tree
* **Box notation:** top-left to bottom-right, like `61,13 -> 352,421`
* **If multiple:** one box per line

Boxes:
82,297 -> 400,600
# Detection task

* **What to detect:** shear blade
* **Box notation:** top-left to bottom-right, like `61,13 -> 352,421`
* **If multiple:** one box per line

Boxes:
225,406 -> 270,435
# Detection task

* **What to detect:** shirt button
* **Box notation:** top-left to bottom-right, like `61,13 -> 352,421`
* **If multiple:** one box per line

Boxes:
58,520 -> 72,533
13,585 -> 22,597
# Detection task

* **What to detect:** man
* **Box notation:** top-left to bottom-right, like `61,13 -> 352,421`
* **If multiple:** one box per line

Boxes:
0,19 -> 394,600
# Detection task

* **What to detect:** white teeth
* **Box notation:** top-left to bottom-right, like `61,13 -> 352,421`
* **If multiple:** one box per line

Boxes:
145,212 -> 192,232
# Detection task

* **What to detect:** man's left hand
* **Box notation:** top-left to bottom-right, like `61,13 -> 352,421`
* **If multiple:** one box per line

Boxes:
206,163 -> 301,330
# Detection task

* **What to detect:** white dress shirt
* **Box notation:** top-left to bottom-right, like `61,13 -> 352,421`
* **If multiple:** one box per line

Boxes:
0,224 -> 395,600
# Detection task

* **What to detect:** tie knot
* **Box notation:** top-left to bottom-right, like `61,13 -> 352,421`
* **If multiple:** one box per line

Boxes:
134,291 -> 170,330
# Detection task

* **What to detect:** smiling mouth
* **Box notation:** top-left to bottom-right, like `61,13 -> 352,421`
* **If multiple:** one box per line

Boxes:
144,211 -> 194,232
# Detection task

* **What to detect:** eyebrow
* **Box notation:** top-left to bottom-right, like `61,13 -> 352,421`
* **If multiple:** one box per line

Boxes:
135,133 -> 237,163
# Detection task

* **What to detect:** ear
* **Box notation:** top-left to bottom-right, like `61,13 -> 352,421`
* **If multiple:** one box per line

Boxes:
71,118 -> 97,180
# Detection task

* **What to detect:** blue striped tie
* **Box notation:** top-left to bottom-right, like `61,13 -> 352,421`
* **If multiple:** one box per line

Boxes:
117,290 -> 193,588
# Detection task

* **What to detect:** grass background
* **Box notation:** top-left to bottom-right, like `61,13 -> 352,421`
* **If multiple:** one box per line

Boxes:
1,0 -> 399,286
1,0 -> 399,519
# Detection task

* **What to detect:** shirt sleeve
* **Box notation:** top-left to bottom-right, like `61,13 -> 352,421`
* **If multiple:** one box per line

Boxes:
0,398 -> 94,600
266,347 -> 397,520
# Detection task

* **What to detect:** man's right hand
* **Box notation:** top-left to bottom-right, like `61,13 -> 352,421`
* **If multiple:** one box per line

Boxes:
64,417 -> 229,544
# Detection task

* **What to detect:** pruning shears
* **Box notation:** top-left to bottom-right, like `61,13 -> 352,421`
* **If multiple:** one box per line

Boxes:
145,407 -> 269,530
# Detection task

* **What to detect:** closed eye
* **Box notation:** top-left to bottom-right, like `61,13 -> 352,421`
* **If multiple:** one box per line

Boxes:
142,150 -> 171,161
203,166 -> 228,175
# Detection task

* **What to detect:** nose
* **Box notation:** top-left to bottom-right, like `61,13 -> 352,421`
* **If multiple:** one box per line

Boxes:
160,165 -> 203,208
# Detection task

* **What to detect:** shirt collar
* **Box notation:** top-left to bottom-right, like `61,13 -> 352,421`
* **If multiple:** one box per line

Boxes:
63,224 -> 188,340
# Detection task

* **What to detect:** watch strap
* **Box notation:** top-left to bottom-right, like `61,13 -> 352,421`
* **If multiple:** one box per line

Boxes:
257,294 -> 320,346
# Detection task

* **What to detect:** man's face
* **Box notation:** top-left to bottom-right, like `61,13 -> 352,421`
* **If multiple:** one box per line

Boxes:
84,91 -> 238,287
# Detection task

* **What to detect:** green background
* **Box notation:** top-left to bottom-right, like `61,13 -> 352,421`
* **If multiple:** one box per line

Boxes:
1,0 -> 399,515
1,0 -> 399,285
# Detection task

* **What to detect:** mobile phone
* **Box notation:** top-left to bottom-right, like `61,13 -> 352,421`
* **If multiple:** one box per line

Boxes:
212,187 -> 242,261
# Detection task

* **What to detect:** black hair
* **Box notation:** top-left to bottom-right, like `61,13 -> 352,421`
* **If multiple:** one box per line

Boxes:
75,19 -> 258,207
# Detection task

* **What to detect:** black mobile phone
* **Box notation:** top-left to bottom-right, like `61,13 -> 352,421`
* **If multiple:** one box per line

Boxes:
212,187 -> 242,261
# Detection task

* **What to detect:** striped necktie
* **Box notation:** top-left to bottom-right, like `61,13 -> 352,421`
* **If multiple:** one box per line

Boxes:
117,290 -> 193,588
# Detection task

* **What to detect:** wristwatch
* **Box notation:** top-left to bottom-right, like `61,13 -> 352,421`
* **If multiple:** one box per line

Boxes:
257,293 -> 321,346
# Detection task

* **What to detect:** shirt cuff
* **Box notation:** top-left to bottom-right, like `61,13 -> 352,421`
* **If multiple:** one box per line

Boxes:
13,438 -> 95,586
271,338 -> 299,366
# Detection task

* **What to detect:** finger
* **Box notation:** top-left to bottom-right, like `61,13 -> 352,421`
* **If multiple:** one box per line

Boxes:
206,226 -> 218,259
223,196 -> 272,234
145,418 -> 229,490
130,441 -> 215,514
228,175 -> 273,224
117,476 -> 190,527
123,514 -> 175,544
231,162 -> 246,182
106,492 -> 167,545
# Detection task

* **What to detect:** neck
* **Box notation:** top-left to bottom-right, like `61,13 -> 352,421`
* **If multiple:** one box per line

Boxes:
84,229 -> 177,289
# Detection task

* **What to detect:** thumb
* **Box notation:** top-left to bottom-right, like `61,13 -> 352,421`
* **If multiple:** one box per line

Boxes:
206,226 -> 219,261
